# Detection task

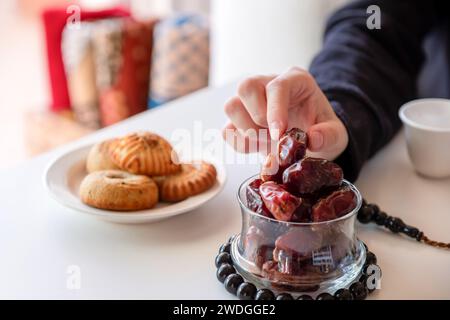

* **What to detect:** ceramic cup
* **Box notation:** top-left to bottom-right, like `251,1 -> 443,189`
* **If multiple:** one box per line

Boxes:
399,98 -> 450,178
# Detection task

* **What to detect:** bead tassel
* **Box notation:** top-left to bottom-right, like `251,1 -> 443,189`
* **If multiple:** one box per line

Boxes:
358,199 -> 450,250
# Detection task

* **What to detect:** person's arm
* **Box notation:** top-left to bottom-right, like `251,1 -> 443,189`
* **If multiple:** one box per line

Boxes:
310,0 -> 438,181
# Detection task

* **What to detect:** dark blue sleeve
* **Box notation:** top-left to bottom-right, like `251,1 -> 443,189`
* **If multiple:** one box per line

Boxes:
309,0 -> 439,181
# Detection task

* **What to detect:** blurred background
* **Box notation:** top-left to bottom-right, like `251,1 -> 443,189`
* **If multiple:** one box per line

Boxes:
0,0 -> 346,170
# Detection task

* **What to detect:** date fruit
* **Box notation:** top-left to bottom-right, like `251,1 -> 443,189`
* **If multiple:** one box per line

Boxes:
246,178 -> 273,217
278,128 -> 307,168
242,225 -> 274,268
311,187 -> 357,222
259,181 -> 301,221
290,196 -> 314,222
260,154 -> 283,183
282,157 -> 343,195
261,228 -> 323,277
274,228 -> 323,260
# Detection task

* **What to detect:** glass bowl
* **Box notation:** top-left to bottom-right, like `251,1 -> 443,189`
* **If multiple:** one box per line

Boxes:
230,175 -> 365,295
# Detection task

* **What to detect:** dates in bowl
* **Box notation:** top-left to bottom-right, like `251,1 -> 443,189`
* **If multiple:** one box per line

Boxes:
232,128 -> 365,293
249,128 -> 356,223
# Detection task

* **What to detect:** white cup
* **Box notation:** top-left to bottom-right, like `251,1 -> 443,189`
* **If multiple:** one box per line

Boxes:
399,98 -> 450,178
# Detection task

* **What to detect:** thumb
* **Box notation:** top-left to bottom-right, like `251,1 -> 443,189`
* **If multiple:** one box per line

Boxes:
307,121 -> 342,154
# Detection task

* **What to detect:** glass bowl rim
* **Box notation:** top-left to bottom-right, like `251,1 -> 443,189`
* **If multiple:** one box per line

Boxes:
237,174 -> 362,226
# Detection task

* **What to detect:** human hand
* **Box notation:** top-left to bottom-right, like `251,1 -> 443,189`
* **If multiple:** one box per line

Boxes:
222,67 -> 349,160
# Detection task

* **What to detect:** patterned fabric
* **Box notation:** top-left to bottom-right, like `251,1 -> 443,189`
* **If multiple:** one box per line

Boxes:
92,18 -> 157,126
149,13 -> 209,107
62,22 -> 100,129
41,7 -> 130,112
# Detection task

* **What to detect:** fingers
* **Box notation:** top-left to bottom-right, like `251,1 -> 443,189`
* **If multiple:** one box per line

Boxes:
222,122 -> 250,153
222,122 -> 273,154
307,119 -> 348,160
265,79 -> 289,140
237,75 -> 275,127
223,116 -> 349,160
225,68 -> 349,160
266,67 -> 317,140
223,96 -> 260,134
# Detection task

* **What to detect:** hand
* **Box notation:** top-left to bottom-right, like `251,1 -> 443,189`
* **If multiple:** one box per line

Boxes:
222,67 -> 349,160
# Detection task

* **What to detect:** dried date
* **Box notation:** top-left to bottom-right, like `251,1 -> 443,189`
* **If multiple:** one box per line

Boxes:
290,197 -> 314,222
282,157 -> 343,195
260,228 -> 323,277
260,154 -> 283,183
259,181 -> 302,221
311,187 -> 357,222
242,226 -> 274,268
274,228 -> 323,259
246,178 -> 273,217
278,128 -> 307,168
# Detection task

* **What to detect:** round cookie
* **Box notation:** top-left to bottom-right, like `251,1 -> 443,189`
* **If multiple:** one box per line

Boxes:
155,161 -> 217,202
110,131 -> 181,176
80,170 -> 158,211
86,140 -> 119,173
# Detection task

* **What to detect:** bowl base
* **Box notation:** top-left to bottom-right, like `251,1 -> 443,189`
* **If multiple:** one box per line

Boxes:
230,234 -> 366,297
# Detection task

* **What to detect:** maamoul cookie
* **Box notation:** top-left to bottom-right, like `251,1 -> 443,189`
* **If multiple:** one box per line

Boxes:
86,139 -> 119,173
80,170 -> 158,211
110,132 -> 180,176
155,161 -> 217,202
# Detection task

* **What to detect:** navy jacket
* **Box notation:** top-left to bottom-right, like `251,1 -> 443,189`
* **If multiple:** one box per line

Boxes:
309,0 -> 448,181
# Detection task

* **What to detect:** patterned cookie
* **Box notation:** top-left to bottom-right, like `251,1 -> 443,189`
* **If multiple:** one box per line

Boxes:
155,161 -> 217,202
86,139 -> 119,173
80,170 -> 158,211
110,131 -> 181,176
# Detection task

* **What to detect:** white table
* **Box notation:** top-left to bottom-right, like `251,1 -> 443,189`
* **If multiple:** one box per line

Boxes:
1,83 -> 449,299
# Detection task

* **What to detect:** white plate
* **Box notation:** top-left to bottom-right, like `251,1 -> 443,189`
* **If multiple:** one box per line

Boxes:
44,144 -> 227,224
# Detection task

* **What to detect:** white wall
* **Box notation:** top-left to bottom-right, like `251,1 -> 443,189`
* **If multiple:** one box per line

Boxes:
210,0 -> 347,85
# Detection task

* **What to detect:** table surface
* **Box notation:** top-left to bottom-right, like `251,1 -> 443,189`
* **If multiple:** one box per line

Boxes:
1,83 -> 449,299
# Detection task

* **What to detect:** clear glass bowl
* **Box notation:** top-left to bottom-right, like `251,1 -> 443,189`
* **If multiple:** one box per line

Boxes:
230,175 -> 365,295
